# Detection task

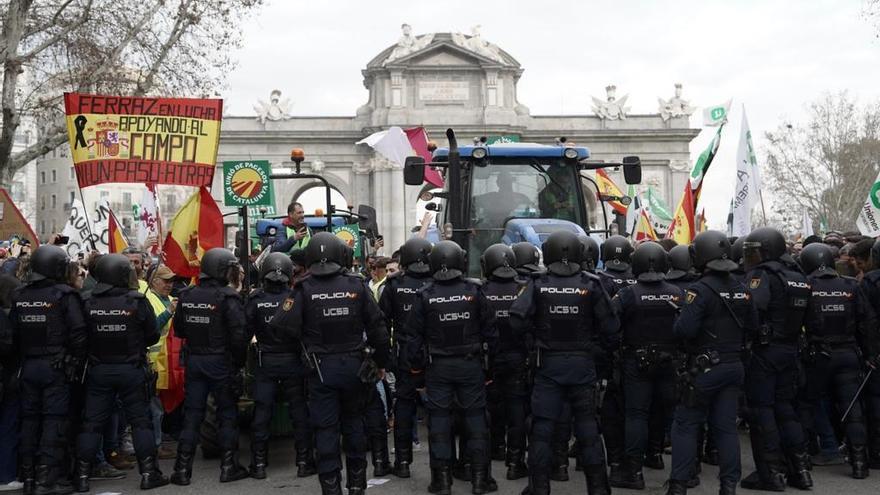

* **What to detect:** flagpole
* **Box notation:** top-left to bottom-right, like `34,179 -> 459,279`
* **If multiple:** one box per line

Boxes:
758,188 -> 768,226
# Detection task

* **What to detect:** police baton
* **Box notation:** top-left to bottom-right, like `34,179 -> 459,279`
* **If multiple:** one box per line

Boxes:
841,368 -> 873,423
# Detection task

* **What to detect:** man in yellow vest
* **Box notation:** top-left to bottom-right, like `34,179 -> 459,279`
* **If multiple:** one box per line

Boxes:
145,265 -> 178,459
271,202 -> 312,253
123,247 -> 150,294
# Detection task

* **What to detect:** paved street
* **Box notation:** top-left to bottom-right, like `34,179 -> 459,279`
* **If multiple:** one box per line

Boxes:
89,429 -> 879,494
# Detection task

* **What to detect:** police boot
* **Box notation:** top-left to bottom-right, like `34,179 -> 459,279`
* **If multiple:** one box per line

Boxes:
34,465 -> 72,495
428,465 -> 453,495
610,457 -> 645,490
453,459 -> 472,482
249,441 -> 268,479
665,479 -> 688,495
471,464 -> 495,495
170,445 -> 194,486
491,441 -> 507,462
520,471 -> 550,495
345,458 -> 367,495
506,449 -> 529,480
21,458 -> 36,495
318,470 -> 343,495
719,479 -> 737,495
786,450 -> 813,490
295,445 -> 317,477
73,459 -> 90,493
850,445 -> 869,479
585,464 -> 610,495
392,444 -> 412,478
371,437 -> 391,477
549,444 -> 569,481
219,450 -> 249,483
644,451 -> 665,470
741,439 -> 786,492
137,456 -> 169,490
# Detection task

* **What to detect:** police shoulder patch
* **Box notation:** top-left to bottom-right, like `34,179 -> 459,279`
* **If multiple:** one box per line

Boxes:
282,298 -> 295,311
749,277 -> 761,289
685,290 -> 698,304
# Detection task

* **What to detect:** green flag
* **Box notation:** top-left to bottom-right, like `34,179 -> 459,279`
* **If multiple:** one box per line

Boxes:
645,187 -> 672,233
691,124 -> 724,211
333,224 -> 362,258
702,99 -> 731,126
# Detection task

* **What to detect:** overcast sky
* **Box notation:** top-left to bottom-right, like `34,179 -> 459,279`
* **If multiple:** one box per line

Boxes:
221,0 -> 880,230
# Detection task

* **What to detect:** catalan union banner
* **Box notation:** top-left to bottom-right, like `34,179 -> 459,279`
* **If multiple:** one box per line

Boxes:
63,93 -> 223,188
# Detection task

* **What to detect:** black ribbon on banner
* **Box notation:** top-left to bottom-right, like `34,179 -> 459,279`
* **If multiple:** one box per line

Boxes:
73,115 -> 87,149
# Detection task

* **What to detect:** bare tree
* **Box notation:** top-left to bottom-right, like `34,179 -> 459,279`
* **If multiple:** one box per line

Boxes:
866,0 -> 880,36
763,92 -> 880,232
0,0 -> 263,187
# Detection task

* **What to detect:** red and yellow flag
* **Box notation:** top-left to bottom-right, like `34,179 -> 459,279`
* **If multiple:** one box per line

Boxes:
108,209 -> 129,253
634,209 -> 658,241
667,181 -> 696,244
595,169 -> 628,215
161,187 -> 223,277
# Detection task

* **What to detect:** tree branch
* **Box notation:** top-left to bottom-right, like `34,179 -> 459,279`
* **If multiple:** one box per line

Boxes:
17,0 -> 93,61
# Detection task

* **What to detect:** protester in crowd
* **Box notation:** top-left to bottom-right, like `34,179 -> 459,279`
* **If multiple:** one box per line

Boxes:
271,202 -> 312,253
850,238 -> 873,278
145,266 -> 178,460
368,256 -> 390,300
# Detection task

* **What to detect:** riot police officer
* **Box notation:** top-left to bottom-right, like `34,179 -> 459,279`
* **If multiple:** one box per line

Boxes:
799,242 -> 877,479
579,235 -> 600,273
482,244 -> 530,480
404,240 -> 497,495
10,245 -> 87,495
596,234 -> 635,479
271,232 -> 390,495
72,254 -> 168,492
378,237 -> 433,478
741,227 -> 812,491
512,242 -> 543,279
610,242 -> 683,490
667,230 -> 758,495
246,253 -> 316,479
859,239 -> 880,469
511,230 -> 618,495
170,248 -> 249,486
666,245 -> 698,290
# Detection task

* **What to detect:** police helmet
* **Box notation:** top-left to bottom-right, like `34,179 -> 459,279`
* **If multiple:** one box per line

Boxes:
692,230 -> 737,272
305,232 -> 346,277
260,252 -> 294,284
744,227 -> 786,264
731,236 -> 745,265
93,253 -> 135,291
289,248 -> 306,270
667,245 -> 693,280
429,241 -> 466,281
601,235 -> 633,272
400,237 -> 432,275
512,242 -> 541,274
29,245 -> 70,283
481,244 -> 518,280
542,231 -> 582,277
578,235 -> 600,272
631,242 -> 668,282
799,242 -> 837,277
200,248 -> 239,282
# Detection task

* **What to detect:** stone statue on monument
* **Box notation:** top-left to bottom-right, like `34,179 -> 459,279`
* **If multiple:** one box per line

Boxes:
658,83 -> 696,121
385,23 -> 433,64
591,85 -> 630,120
253,89 -> 293,124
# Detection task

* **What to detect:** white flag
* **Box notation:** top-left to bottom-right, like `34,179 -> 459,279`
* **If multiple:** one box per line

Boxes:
856,170 -> 880,236
702,99 -> 732,126
802,208 -> 814,238
136,185 -> 160,254
731,109 -> 761,237
61,199 -> 109,255
356,126 -> 412,167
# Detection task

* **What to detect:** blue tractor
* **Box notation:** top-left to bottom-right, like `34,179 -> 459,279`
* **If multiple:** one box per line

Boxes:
404,129 -> 641,275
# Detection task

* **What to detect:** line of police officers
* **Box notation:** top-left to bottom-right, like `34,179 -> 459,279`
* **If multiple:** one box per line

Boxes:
4,225 -> 880,495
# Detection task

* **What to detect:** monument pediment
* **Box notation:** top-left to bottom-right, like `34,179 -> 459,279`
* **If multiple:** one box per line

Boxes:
366,29 -> 520,71
397,43 -> 495,68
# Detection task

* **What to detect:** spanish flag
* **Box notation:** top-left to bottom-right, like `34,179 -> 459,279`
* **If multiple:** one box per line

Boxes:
667,182 -> 696,244
162,187 -> 223,278
634,209 -> 658,242
595,169 -> 628,215
108,209 -> 129,253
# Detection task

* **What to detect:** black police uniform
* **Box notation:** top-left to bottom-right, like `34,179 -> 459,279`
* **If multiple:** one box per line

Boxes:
171,277 -> 248,484
405,276 -> 497,493
511,266 -> 618,494
74,277 -> 165,491
803,269 -> 877,478
246,284 -> 315,478
743,260 -> 812,488
271,269 -> 390,494
859,268 -> 880,468
378,270 -> 431,477
669,271 -> 757,493
612,280 -> 683,487
483,274 -> 530,479
10,258 -> 87,495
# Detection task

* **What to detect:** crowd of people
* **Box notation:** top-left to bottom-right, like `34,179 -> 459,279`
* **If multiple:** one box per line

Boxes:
1,222 -> 880,495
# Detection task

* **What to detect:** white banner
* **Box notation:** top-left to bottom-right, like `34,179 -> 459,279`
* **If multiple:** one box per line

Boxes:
802,208 -> 814,238
136,185 -> 160,254
61,198 -> 112,256
703,99 -> 732,126
856,170 -> 880,236
731,109 -> 761,237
